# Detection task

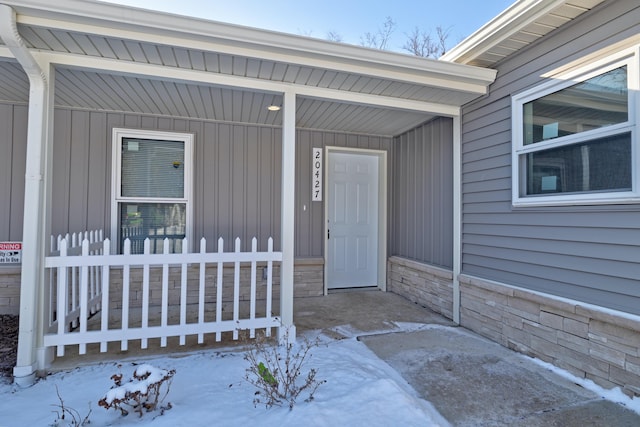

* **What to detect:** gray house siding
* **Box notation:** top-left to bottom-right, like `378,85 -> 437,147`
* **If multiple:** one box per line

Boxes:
49,108 -> 392,257
391,117 -> 453,269
460,0 -> 640,315
0,103 -> 27,243
295,130 -> 392,258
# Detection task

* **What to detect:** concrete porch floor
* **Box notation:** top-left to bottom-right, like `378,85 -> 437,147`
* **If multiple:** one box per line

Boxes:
49,288 -> 452,368
49,289 -> 640,426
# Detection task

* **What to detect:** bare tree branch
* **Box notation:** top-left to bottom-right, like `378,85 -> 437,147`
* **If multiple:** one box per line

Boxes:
297,29 -> 314,37
326,31 -> 344,43
402,25 -> 451,58
435,26 -> 452,56
360,16 -> 396,50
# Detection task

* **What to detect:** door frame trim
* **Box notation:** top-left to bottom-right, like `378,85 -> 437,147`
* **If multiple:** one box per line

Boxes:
323,147 -> 387,294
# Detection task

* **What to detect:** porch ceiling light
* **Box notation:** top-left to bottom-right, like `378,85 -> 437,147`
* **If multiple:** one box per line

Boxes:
267,104 -> 281,111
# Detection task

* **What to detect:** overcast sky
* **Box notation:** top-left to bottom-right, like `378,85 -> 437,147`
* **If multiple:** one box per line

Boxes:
99,0 -> 515,54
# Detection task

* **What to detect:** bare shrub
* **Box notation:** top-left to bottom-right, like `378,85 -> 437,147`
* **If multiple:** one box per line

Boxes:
98,364 -> 175,417
244,327 -> 326,409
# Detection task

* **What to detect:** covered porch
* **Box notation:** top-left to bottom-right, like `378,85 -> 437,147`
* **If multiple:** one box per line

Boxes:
0,0 -> 495,386
47,289 -> 455,371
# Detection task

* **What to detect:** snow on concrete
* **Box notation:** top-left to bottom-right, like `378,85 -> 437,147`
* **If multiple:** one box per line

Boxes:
528,357 -> 640,416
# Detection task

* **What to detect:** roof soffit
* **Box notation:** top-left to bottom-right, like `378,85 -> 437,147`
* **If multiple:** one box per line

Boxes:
1,0 -> 496,98
0,0 -> 502,136
16,26 -> 481,106
441,0 -> 608,67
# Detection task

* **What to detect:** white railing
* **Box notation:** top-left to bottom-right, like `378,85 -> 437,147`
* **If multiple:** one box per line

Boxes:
44,236 -> 281,358
48,230 -> 104,332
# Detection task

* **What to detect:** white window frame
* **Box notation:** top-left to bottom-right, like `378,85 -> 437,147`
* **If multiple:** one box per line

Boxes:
110,128 -> 194,253
511,47 -> 640,207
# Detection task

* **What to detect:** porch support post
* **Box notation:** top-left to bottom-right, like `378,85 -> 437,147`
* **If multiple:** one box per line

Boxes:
279,90 -> 296,342
452,113 -> 462,325
0,5 -> 54,386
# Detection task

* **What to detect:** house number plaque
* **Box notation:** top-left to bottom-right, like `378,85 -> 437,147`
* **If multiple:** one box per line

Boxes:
312,148 -> 322,201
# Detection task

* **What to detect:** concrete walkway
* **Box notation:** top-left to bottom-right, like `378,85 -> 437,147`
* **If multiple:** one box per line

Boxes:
295,290 -> 640,426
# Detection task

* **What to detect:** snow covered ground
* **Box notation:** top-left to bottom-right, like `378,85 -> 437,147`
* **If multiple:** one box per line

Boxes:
0,334 -> 449,427
2,325 -> 639,426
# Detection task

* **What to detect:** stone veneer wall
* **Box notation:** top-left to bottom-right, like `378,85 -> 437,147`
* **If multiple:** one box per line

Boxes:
387,256 -> 453,319
0,267 -> 20,315
459,274 -> 640,398
388,256 -> 640,398
292,258 -> 324,298
0,259 -> 324,315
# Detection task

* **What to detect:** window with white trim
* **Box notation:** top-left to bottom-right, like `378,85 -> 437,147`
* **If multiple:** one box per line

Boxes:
111,128 -> 193,254
512,52 -> 639,206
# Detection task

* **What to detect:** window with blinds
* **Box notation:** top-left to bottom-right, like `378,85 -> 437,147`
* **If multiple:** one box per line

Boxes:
112,129 -> 193,254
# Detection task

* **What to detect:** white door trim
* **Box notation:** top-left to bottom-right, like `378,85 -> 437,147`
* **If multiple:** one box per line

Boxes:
323,147 -> 387,294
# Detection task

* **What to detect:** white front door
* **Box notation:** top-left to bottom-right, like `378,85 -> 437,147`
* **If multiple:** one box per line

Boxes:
326,151 -> 379,289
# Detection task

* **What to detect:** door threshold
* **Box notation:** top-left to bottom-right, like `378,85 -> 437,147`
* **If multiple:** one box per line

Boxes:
327,286 -> 381,294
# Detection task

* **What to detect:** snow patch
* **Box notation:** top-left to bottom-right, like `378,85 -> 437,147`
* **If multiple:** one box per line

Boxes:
0,337 -> 446,426
528,357 -> 640,415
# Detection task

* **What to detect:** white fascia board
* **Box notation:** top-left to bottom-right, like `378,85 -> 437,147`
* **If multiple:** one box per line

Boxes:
441,0 -> 567,65
0,46 -> 13,58
36,50 -> 462,116
297,88 -> 461,116
8,1 -> 496,93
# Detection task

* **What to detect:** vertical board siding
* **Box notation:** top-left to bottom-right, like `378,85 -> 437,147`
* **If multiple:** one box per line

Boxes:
46,109 -> 391,258
87,113 -> 108,230
0,104 -> 13,240
460,0 -> 640,315
9,106 -> 27,241
294,129 -> 393,258
0,104 -> 14,241
52,111 -> 284,253
391,117 -> 453,269
0,104 -> 27,242
68,111 -> 90,232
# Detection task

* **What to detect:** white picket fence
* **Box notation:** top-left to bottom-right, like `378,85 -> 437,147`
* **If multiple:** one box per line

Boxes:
48,230 -> 105,332
44,235 -> 281,357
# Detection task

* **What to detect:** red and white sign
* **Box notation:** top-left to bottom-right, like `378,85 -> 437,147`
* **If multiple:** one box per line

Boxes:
0,242 -> 22,263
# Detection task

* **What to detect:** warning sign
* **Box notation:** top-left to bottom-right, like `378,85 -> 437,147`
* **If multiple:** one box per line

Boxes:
0,242 -> 22,264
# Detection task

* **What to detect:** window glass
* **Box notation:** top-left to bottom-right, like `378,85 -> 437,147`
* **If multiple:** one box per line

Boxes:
523,66 -> 628,145
525,132 -> 631,195
121,138 -> 185,198
120,203 -> 186,254
113,129 -> 191,254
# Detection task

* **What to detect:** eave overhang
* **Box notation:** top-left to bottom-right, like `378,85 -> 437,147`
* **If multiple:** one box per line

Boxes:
0,0 -> 498,136
441,0 -> 608,68
2,0 -> 496,94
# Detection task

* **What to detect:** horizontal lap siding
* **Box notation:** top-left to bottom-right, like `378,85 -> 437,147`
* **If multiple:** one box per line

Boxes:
391,117 -> 453,268
50,109 -> 390,258
461,0 -> 640,315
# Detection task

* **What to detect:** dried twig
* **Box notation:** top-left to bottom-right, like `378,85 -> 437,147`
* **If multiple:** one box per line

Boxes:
51,384 -> 91,426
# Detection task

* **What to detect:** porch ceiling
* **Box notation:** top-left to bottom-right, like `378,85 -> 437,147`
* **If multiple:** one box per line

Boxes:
0,0 -> 497,137
0,61 -> 437,136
